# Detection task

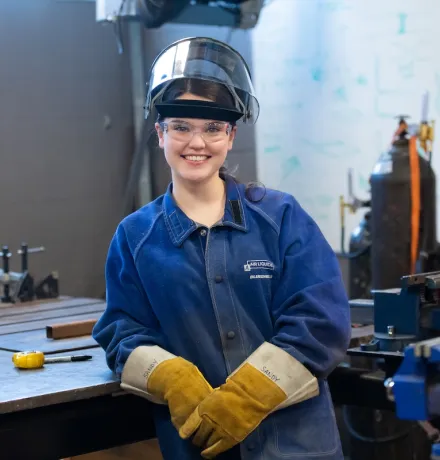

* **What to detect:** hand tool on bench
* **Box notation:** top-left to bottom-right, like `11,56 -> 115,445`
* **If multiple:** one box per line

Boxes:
12,350 -> 92,369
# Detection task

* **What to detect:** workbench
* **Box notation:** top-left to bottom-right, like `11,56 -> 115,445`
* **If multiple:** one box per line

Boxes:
0,297 -> 389,460
0,297 -> 156,460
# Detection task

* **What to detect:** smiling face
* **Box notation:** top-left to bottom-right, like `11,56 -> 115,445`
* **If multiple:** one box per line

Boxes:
155,93 -> 236,185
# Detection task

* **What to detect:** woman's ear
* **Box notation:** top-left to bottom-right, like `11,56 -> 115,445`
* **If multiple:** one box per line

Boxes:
155,122 -> 165,149
228,125 -> 237,151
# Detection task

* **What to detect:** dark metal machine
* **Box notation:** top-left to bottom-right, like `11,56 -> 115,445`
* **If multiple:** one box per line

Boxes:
351,271 -> 440,357
349,271 -> 440,459
370,116 -> 437,290
339,174 -> 371,299
0,243 -> 59,304
386,332 -> 440,460
339,95 -> 438,460
340,94 -> 437,298
96,0 -> 265,29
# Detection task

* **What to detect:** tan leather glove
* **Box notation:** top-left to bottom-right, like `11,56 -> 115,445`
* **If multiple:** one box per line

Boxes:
148,356 -> 214,429
120,345 -> 213,431
179,342 -> 319,458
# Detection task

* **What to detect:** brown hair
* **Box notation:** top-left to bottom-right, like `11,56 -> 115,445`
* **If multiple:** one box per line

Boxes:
157,77 -> 237,121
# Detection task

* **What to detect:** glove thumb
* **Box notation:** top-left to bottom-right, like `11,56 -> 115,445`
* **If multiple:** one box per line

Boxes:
179,407 -> 203,440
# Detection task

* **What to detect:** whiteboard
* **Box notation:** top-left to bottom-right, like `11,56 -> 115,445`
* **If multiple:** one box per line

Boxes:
252,0 -> 440,251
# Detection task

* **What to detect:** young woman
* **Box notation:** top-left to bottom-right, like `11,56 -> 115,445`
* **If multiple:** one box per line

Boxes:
93,37 -> 351,460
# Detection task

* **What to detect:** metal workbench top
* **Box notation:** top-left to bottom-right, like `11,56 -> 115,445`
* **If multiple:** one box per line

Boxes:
0,296 -> 374,417
0,346 -> 120,414
0,325 -> 374,415
0,296 -> 119,415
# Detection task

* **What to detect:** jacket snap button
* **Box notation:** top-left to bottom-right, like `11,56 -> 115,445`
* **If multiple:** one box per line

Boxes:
247,443 -> 256,451
227,331 -> 235,339
214,275 -> 223,283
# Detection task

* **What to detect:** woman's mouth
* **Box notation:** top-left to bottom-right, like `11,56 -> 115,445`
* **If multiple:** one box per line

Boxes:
181,155 -> 211,163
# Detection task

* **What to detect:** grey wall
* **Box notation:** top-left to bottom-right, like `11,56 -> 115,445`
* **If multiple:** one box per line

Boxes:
0,3 -> 256,298
0,0 -> 133,298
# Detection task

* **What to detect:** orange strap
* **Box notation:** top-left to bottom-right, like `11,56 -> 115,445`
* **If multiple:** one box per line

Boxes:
409,136 -> 420,273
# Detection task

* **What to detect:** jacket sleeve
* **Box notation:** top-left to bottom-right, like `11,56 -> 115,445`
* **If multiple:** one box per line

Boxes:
225,195 -> 350,411
92,223 -> 167,380
269,195 -> 351,379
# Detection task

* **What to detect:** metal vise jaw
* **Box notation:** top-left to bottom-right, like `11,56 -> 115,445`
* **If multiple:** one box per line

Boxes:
352,271 -> 440,356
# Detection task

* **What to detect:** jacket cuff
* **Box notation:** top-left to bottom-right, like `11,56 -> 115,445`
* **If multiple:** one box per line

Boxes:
120,345 -> 176,404
231,341 -> 319,411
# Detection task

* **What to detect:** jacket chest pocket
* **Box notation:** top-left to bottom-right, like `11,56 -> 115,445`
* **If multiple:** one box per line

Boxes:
270,382 -> 339,457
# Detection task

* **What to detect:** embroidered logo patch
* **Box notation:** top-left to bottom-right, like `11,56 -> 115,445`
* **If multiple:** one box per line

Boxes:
244,260 -> 274,271
244,260 -> 274,279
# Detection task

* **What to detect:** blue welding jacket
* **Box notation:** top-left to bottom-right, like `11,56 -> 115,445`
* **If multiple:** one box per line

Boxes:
432,443 -> 440,457
93,175 -> 351,460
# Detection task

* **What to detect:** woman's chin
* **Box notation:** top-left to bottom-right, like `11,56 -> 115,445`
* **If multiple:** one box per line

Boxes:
177,168 -> 217,184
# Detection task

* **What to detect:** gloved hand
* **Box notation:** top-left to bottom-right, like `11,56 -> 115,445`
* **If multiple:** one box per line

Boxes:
179,342 -> 319,459
120,345 -> 213,431
147,356 -> 214,430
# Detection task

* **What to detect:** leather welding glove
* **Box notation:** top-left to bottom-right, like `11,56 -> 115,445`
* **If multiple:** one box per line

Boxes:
120,345 -> 213,431
179,342 -> 319,459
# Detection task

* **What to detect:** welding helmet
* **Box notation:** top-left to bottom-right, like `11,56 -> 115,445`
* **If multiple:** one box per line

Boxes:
144,37 -> 259,124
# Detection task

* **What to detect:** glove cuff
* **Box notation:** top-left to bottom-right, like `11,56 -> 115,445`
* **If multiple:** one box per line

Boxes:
120,345 -> 176,404
229,341 -> 319,411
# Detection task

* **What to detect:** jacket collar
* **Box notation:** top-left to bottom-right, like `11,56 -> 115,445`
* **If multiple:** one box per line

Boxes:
162,175 -> 249,247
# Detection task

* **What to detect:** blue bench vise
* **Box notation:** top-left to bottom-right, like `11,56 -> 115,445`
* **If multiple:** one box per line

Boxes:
385,336 -> 440,421
349,271 -> 440,457
349,271 -> 440,357
384,336 -> 440,458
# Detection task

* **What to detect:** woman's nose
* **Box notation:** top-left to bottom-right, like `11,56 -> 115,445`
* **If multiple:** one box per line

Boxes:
188,131 -> 206,148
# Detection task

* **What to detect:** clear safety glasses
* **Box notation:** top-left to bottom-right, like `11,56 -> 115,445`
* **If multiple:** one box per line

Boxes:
159,120 -> 232,143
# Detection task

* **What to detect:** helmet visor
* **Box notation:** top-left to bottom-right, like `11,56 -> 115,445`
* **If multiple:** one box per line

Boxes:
146,37 -> 259,124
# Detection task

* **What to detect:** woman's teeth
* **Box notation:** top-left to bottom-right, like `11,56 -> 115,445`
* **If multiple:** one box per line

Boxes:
183,155 -> 209,162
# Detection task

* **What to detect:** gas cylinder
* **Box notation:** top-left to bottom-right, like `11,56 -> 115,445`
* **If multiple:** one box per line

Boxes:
340,111 -> 437,460
348,211 -> 371,299
370,117 -> 437,290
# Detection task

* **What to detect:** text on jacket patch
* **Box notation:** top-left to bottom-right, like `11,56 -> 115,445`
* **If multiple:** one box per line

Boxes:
244,260 -> 275,271
244,260 -> 274,279
143,359 -> 158,379
262,366 -> 280,383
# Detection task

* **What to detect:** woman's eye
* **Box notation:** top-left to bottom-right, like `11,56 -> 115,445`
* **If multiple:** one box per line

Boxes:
173,124 -> 190,132
206,124 -> 223,132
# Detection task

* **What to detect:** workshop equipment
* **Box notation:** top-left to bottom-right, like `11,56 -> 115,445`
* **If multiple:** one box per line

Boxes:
340,93 -> 437,297
384,334 -> 440,459
12,350 -> 92,369
339,175 -> 371,298
0,242 -> 59,304
350,271 -> 440,356
46,319 -> 97,340
347,270 -> 440,460
96,0 -> 265,30
370,113 -> 437,289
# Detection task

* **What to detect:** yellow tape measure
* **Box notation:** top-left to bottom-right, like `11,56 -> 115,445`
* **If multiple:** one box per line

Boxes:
12,350 -> 93,369
12,351 -> 45,369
